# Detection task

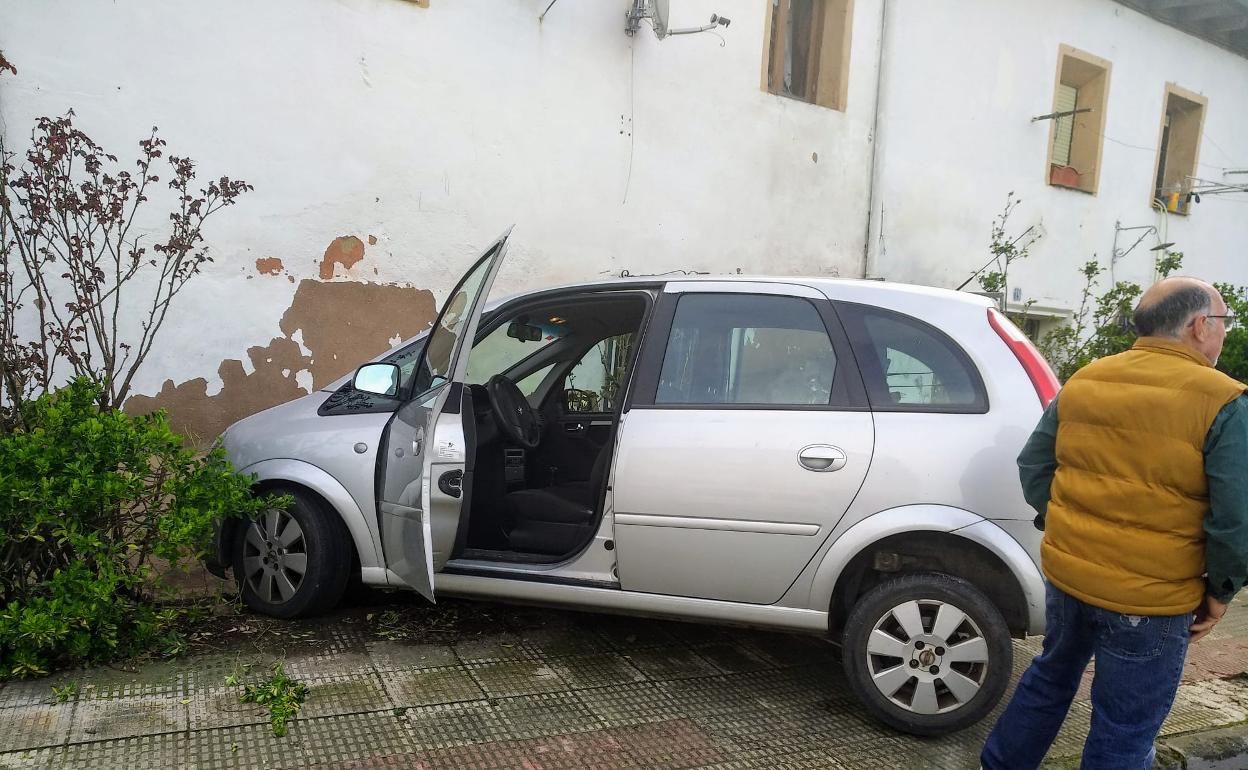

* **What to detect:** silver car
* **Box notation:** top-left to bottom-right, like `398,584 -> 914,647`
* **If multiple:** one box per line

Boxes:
212,230 -> 1059,735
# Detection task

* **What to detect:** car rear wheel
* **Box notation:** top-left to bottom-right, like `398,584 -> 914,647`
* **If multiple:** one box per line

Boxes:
841,572 -> 1011,736
233,488 -> 351,619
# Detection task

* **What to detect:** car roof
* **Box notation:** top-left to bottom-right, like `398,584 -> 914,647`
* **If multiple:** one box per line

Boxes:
488,274 -> 994,311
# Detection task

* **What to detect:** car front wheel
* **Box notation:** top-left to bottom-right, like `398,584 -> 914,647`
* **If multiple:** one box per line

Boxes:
233,487 -> 352,619
841,572 -> 1012,736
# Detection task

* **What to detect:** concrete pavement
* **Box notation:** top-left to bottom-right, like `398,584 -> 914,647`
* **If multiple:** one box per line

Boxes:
1,593 -> 1245,769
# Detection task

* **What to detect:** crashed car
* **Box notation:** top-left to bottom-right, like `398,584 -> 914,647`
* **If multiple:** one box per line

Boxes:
212,230 -> 1057,734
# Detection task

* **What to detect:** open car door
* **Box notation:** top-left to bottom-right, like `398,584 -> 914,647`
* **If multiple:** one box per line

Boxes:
376,229 -> 511,600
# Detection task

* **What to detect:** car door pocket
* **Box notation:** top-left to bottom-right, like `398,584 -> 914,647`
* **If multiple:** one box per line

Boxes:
798,444 -> 847,472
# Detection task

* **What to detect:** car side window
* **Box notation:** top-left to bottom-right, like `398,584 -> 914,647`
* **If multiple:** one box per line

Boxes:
841,304 -> 987,412
655,294 -> 837,406
563,334 -> 633,413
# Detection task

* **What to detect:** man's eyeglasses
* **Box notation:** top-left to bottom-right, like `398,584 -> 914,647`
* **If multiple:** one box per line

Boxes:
1206,312 -> 1239,330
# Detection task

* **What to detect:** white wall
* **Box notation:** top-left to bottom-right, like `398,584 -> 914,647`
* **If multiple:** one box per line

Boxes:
0,0 -> 882,405
2,0 -> 1246,424
868,0 -> 1248,315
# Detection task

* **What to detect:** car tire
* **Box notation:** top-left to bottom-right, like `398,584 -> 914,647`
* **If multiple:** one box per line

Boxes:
841,572 -> 1012,736
233,487 -> 352,619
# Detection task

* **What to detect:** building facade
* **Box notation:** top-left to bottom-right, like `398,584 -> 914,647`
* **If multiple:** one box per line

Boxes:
1,0 -> 1245,439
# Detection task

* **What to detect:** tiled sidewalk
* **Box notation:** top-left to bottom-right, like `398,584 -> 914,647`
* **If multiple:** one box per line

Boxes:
1,595 -> 1245,769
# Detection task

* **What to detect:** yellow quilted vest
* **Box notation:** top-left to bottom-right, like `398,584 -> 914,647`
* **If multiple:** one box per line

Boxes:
1042,337 -> 1247,615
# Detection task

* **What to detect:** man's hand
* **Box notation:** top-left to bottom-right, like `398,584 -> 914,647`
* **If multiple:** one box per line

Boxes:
1190,595 -> 1230,642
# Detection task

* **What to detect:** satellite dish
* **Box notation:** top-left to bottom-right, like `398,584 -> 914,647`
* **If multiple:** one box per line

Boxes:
652,0 -> 670,38
625,0 -> 728,40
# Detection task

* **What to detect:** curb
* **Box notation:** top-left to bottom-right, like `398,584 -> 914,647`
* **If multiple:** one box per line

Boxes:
1159,723 -> 1248,769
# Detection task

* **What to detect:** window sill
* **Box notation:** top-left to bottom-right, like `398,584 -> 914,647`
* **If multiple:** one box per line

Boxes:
1047,180 -> 1097,196
765,88 -> 845,113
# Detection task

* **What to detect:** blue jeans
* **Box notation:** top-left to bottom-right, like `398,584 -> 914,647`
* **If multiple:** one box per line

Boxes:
981,583 -> 1192,770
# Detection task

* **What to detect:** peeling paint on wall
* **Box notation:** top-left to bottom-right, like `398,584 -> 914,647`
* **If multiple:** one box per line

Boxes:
319,236 -> 366,280
126,278 -> 436,444
255,257 -> 284,275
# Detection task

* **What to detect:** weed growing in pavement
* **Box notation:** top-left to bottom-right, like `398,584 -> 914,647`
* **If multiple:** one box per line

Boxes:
230,661 -> 308,738
49,681 -> 77,703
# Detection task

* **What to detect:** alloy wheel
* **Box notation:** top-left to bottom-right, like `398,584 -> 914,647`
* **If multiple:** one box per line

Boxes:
864,599 -> 991,715
242,508 -> 308,604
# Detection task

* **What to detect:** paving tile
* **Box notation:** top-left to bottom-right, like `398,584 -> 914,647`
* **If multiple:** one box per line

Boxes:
179,651 -> 281,694
516,624 -> 611,659
0,673 -> 81,711
467,659 -> 567,698
450,633 -> 529,664
490,691 -> 604,741
367,641 -> 459,672
71,660 -> 187,701
53,731 -> 188,769
0,746 -> 56,769
574,682 -> 683,727
0,703 -> 74,753
283,649 -> 377,682
291,711 -> 418,767
68,694 -> 186,743
183,721 -> 310,770
420,726 -> 641,770
621,647 -> 722,681
403,701 -> 512,750
299,673 -> 392,719
186,684 -> 270,731
380,666 -> 485,708
616,718 -> 726,769
546,653 -> 648,690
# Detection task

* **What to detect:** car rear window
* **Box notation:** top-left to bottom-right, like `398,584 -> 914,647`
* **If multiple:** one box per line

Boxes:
839,303 -> 988,413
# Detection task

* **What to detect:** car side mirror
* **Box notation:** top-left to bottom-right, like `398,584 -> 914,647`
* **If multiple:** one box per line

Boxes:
353,363 -> 400,397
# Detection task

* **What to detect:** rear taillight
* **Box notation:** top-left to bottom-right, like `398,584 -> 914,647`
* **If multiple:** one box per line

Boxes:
987,308 -> 1060,407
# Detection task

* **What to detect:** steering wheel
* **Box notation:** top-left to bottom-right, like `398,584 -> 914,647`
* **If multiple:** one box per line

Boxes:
486,374 -> 542,449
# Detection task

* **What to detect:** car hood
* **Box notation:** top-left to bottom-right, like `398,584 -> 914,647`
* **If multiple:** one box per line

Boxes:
220,389 -> 329,471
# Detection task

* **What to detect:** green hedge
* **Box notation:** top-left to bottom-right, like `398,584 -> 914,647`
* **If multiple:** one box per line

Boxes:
0,379 -> 271,677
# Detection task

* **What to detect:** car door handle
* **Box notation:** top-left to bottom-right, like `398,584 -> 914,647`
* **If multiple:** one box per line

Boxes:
798,445 -> 847,472
564,422 -> 585,434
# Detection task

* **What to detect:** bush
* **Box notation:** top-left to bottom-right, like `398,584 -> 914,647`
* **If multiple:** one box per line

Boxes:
1037,257 -> 1248,384
0,379 -> 273,677
1214,283 -> 1248,383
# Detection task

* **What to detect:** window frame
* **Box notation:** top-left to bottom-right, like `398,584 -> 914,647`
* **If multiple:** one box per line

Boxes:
627,290 -> 869,412
1151,82 -> 1207,217
761,0 -> 854,112
1046,44 -> 1112,196
835,301 -> 989,415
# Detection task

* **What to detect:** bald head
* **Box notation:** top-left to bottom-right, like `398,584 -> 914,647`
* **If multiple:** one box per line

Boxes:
1133,277 -> 1216,338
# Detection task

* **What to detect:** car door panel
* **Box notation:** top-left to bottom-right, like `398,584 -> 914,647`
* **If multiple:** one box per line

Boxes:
376,230 -> 510,600
612,408 -> 873,604
612,282 -> 875,605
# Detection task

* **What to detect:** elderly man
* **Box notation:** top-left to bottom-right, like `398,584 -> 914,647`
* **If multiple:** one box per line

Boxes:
981,277 -> 1247,769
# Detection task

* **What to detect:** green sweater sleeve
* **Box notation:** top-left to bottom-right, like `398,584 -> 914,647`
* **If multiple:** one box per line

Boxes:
1017,396 -> 1060,530
1204,394 -> 1248,604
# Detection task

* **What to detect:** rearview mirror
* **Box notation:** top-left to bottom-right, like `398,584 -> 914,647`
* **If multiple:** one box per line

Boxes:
507,321 -> 543,342
353,363 -> 400,397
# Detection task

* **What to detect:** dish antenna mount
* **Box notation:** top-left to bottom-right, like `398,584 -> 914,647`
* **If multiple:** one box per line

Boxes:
626,0 -> 730,39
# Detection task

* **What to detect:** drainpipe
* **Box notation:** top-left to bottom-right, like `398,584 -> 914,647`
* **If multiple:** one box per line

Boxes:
861,0 -> 890,280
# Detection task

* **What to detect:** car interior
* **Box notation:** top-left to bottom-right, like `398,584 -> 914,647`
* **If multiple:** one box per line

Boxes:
455,291 -> 651,563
